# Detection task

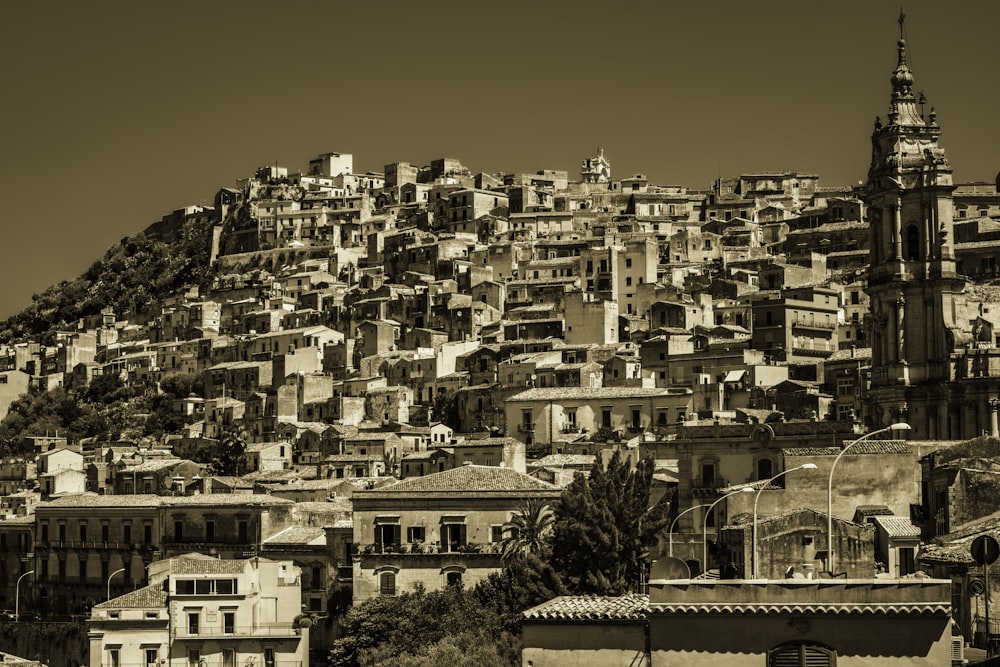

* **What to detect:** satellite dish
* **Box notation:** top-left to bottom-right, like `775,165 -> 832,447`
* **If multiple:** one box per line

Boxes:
649,557 -> 691,582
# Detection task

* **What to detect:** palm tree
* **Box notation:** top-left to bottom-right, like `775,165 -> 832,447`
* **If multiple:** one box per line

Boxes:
499,498 -> 554,562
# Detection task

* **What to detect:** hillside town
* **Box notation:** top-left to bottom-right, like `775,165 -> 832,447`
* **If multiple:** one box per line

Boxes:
1,20 -> 1000,667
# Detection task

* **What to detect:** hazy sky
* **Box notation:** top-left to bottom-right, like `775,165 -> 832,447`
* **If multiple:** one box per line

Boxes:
1,1 -> 998,319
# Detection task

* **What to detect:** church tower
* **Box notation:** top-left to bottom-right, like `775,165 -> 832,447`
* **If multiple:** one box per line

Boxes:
864,17 -> 968,438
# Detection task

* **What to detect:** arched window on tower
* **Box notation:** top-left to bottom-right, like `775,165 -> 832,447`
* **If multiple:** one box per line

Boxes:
905,224 -> 920,261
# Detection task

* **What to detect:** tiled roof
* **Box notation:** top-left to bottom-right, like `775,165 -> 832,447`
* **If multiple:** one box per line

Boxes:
94,583 -> 167,609
508,386 -> 690,401
170,555 -> 248,574
523,594 -> 649,620
649,603 -> 950,616
783,441 -> 911,457
450,437 -> 516,448
263,525 -> 326,545
871,516 -> 921,538
530,454 -> 596,468
362,465 -> 559,494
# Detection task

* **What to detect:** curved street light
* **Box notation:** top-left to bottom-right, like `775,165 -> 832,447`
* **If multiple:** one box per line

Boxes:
751,463 -> 818,579
827,422 -> 911,576
702,487 -> 754,576
107,567 -> 126,601
15,570 -> 34,622
668,503 -> 711,558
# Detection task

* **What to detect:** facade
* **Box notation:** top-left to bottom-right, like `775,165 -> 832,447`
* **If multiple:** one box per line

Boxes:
87,554 -> 308,667
521,579 -> 954,667
350,465 -> 560,604
864,31 -> 1000,439
505,386 -> 692,448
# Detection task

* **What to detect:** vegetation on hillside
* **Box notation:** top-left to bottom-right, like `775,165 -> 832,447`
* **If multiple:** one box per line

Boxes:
0,371 -> 204,455
0,216 -> 215,343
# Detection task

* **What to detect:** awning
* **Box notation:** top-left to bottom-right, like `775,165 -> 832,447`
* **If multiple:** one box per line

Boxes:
723,370 -> 746,383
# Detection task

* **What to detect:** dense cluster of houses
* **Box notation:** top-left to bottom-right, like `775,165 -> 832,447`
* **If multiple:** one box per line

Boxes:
0,23 -> 999,667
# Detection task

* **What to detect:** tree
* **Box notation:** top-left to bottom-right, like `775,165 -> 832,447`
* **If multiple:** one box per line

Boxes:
498,498 -> 554,562
210,430 -> 247,476
329,584 -> 516,667
548,452 -> 670,596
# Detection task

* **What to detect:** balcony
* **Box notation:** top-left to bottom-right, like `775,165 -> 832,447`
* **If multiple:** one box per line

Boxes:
360,542 -> 503,556
175,622 -> 300,639
41,540 -> 157,552
517,423 -> 535,433
790,317 -> 837,330
561,424 -> 580,433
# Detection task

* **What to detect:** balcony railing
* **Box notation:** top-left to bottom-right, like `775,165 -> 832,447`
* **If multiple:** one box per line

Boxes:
41,540 -> 157,551
790,317 -> 837,330
175,623 -> 299,638
517,423 -> 534,433
561,424 -> 580,433
106,662 -> 301,667
360,541 -> 503,556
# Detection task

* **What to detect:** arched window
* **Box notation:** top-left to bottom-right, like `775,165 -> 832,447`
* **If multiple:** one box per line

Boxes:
446,571 -> 462,586
905,224 -> 920,261
768,641 -> 836,667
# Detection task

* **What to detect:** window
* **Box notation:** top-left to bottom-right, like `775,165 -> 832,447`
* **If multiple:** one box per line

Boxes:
238,520 -> 249,543
602,408 -> 612,428
223,611 -> 235,634
188,612 -> 199,635
205,520 -> 215,542
406,526 -> 425,544
59,523 -> 66,542
442,523 -> 467,551
143,522 -> 152,544
102,523 -> 110,543
145,649 -> 158,667
41,523 -> 48,542
446,571 -> 463,586
491,525 -> 504,543
376,523 -> 401,549
379,571 -> 396,596
264,649 -> 275,667
174,520 -> 183,542
768,641 -> 835,666
700,462 -> 717,487
222,649 -> 235,667
905,224 -> 920,261
757,458 -> 774,480
108,649 -> 121,667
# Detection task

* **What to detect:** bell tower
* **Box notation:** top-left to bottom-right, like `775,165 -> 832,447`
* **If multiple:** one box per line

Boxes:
864,14 -> 967,435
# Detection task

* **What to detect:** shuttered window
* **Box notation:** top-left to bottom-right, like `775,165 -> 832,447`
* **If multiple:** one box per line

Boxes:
769,642 -> 835,667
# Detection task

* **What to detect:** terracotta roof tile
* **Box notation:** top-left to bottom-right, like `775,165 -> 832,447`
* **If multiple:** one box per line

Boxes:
523,594 -> 649,621
94,583 -> 167,609
360,464 -> 559,494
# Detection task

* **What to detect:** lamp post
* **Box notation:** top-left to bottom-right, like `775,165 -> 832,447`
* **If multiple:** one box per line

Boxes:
702,487 -> 753,576
827,422 -> 911,576
107,567 -> 126,601
668,503 -> 710,558
15,570 -> 34,622
752,463 -> 818,579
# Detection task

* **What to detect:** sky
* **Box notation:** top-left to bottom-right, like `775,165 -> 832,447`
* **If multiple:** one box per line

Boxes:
1,1 -> 998,319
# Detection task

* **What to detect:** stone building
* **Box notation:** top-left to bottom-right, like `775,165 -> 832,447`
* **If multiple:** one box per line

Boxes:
864,26 -> 1000,439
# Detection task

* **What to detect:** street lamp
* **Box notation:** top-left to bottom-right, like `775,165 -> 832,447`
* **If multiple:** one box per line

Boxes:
668,503 -> 711,557
827,422 -> 911,576
107,567 -> 126,601
751,463 -> 818,579
15,570 -> 34,622
702,487 -> 754,576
